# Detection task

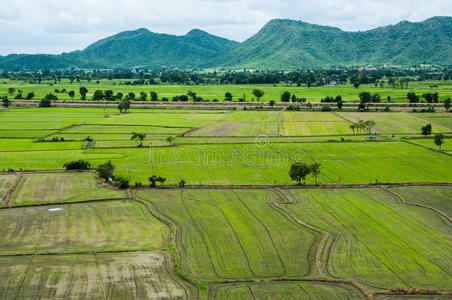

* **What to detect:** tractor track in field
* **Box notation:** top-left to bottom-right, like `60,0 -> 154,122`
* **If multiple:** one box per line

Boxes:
231,190 -> 287,277
14,255 -> 34,300
216,205 -> 258,277
94,252 -> 109,300
180,192 -> 222,278
1,173 -> 22,206
382,187 -> 452,224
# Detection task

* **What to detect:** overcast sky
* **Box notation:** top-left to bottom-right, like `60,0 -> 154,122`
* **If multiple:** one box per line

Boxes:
0,0 -> 451,55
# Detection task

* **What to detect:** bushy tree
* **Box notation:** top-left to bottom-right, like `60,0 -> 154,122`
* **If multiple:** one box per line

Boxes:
281,91 -> 291,102
149,175 -> 166,187
79,87 -> 88,100
445,98 -> 451,112
289,162 -> 311,184
150,91 -> 158,101
224,92 -> 233,101
421,124 -> 432,136
310,162 -> 321,185
93,90 -> 105,100
97,161 -> 114,180
434,133 -> 445,150
252,89 -> 264,101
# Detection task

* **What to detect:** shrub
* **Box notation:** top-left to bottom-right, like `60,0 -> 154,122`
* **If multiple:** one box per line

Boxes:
321,105 -> 332,111
63,159 -> 91,170
39,98 -> 51,107
113,176 -> 130,189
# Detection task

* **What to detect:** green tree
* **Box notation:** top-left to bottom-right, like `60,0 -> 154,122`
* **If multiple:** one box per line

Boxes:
8,87 -> 15,95
281,91 -> 291,102
139,92 -> 147,101
421,124 -> 432,136
68,91 -> 75,99
349,123 -> 357,135
310,162 -> 321,185
224,92 -> 233,101
149,175 -> 166,187
118,99 -> 130,113
336,95 -> 343,110
104,90 -> 114,101
179,178 -> 186,188
26,92 -> 34,100
166,136 -> 175,145
434,133 -> 445,150
407,92 -> 419,103
187,90 -> 196,100
289,162 -> 311,184
79,87 -> 88,100
252,89 -> 265,101
92,90 -> 105,100
359,92 -> 371,103
131,132 -> 147,147
1,96 -> 11,109
97,161 -> 115,180
150,91 -> 158,101
444,98 -> 451,112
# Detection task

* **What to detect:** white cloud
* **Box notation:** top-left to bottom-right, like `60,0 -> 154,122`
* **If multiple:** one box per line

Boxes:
0,0 -> 450,54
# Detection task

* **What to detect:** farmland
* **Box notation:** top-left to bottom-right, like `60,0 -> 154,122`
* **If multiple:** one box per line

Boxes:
0,104 -> 451,299
2,79 -> 452,102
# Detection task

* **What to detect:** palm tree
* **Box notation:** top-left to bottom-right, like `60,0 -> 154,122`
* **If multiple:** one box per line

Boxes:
131,132 -> 146,147
357,120 -> 365,134
349,123 -> 356,135
364,120 -> 376,134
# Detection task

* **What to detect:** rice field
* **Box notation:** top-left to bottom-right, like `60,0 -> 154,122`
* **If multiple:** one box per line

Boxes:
0,252 -> 195,299
9,172 -> 125,206
137,189 -> 317,280
0,105 -> 451,299
0,201 -> 170,254
211,281 -> 367,299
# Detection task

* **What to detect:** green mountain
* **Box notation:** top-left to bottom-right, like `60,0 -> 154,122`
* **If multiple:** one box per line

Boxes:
0,17 -> 451,70
0,28 -> 238,70
215,17 -> 452,69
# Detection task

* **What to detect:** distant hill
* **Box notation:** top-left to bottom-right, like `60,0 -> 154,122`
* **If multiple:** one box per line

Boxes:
0,28 -> 238,70
215,17 -> 452,69
1,16 -> 451,70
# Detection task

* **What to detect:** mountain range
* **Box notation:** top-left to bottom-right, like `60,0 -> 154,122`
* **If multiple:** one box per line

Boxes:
1,16 -> 451,70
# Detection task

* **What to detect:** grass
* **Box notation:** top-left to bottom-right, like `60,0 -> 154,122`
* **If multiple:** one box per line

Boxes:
284,188 -> 452,290
137,189 -> 317,279
9,172 -> 125,206
0,200 -> 170,254
211,281 -> 367,299
0,252 -> 195,299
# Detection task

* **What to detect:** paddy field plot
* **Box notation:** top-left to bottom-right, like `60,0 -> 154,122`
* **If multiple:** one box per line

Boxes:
211,281 -> 367,300
0,200 -> 170,254
283,188 -> 452,290
390,185 -> 452,218
0,139 -> 84,151
407,138 -> 451,151
338,112 -> 452,134
0,142 -> 451,185
0,252 -> 194,300
137,189 -> 318,280
9,172 -> 125,206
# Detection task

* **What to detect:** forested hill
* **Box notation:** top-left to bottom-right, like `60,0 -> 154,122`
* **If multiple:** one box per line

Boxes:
215,17 -> 452,69
0,28 -> 239,70
1,16 -> 451,70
